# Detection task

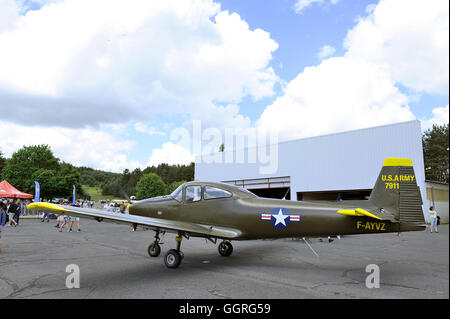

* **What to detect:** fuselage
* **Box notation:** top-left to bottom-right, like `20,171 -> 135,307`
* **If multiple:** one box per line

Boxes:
129,191 -> 425,240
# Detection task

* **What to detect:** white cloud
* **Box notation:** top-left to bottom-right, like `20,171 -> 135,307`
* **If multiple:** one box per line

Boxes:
257,57 -> 415,141
0,120 -> 140,173
344,0 -> 449,94
422,104 -> 449,131
187,103 -> 251,131
258,0 -> 447,141
0,0 -> 279,129
293,0 -> 339,14
134,122 -> 166,136
147,142 -> 194,167
317,45 -> 336,60
0,0 -> 20,33
430,104 -> 450,125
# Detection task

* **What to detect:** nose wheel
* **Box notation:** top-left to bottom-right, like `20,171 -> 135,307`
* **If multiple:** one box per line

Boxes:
148,242 -> 161,257
218,241 -> 233,257
148,230 -> 162,257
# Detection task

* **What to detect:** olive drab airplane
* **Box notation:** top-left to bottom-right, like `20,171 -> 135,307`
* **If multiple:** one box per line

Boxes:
28,158 -> 426,269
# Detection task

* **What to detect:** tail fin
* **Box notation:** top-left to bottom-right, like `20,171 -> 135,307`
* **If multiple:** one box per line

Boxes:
369,158 -> 425,224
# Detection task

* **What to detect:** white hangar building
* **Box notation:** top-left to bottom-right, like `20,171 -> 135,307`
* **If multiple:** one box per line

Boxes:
195,120 -> 431,221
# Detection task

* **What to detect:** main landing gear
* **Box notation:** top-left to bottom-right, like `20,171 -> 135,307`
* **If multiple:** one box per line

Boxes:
164,233 -> 184,268
147,231 -> 234,268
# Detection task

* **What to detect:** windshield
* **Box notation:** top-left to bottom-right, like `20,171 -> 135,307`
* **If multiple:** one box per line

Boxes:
170,184 -> 183,202
233,185 -> 257,198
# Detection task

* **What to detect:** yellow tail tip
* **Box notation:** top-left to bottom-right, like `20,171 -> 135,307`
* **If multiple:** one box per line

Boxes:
383,158 -> 413,167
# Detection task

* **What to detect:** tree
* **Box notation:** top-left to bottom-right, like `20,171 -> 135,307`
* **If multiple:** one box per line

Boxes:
57,162 -> 83,198
135,173 -> 167,200
423,124 -> 449,183
1,145 -> 83,199
0,151 -> 6,176
32,169 -> 57,199
166,180 -> 186,195
121,168 -> 142,197
101,176 -> 122,197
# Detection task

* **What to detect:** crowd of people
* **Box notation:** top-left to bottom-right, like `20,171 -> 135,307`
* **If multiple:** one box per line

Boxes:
0,197 -> 136,253
0,198 -> 28,227
1,198 -> 30,253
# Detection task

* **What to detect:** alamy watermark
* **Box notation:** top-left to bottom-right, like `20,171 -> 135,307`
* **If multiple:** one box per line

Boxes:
365,264 -> 380,289
170,120 -> 279,174
66,264 -> 80,289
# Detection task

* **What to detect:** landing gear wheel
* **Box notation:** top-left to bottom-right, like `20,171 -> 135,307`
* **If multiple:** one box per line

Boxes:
164,249 -> 182,268
218,241 -> 233,257
148,243 -> 161,257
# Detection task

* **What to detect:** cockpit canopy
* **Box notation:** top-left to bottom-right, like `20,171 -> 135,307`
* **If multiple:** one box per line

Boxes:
170,182 -> 257,203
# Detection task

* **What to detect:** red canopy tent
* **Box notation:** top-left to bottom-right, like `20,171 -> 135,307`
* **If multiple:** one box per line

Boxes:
0,180 -> 34,199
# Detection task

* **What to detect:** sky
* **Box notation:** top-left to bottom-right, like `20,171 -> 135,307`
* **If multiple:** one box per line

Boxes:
0,0 -> 448,173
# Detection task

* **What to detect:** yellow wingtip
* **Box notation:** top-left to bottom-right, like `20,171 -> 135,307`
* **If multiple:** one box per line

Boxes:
383,158 -> 413,167
27,202 -> 69,213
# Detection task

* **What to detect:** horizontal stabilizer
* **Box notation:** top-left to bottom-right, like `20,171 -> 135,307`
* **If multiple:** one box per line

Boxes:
337,208 -> 383,220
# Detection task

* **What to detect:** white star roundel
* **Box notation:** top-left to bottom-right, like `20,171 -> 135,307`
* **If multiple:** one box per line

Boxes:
260,207 -> 301,229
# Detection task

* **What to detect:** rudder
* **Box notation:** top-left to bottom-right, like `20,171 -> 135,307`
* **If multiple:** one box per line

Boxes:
369,158 -> 425,224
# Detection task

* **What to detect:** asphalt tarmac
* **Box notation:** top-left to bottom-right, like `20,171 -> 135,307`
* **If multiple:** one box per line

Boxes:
0,218 -> 448,299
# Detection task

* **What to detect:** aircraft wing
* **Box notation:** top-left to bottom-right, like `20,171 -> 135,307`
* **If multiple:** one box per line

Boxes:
27,202 -> 241,239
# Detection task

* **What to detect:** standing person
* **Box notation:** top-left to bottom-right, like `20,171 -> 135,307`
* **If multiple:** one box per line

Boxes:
14,199 -> 22,225
41,211 -> 50,222
22,200 -> 27,216
41,200 -> 50,222
429,206 -> 439,233
7,200 -> 18,227
69,216 -> 81,232
0,201 -> 7,253
59,215 -> 70,232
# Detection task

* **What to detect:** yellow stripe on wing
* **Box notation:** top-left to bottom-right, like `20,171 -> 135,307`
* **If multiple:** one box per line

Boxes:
27,202 -> 69,213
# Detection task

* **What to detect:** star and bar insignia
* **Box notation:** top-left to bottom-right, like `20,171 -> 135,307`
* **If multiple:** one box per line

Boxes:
260,207 -> 301,229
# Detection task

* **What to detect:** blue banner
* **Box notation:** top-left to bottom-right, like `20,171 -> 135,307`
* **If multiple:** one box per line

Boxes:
72,185 -> 76,205
34,181 -> 40,202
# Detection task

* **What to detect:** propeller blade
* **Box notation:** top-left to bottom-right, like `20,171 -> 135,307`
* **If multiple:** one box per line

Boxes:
117,184 -> 131,202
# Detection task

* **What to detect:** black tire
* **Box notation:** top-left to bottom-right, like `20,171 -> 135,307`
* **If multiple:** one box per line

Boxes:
164,249 -> 182,268
218,241 -> 233,257
148,243 -> 161,257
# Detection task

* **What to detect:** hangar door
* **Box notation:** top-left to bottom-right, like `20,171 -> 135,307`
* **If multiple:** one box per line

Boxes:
223,176 -> 290,200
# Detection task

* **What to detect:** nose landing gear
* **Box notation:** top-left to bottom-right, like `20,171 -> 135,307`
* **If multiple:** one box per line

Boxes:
148,230 -> 162,257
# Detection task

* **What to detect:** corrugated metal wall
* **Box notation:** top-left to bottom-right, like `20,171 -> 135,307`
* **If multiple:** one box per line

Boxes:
195,120 -> 426,216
